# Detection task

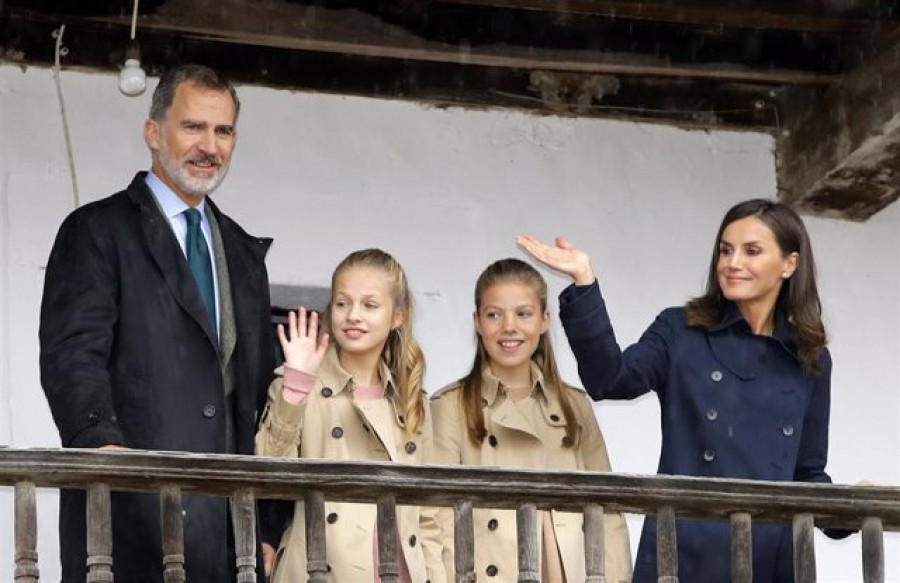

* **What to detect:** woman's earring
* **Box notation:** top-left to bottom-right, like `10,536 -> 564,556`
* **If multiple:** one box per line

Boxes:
782,271 -> 791,279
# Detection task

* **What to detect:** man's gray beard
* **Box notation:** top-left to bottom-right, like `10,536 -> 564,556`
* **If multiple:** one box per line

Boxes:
158,135 -> 229,197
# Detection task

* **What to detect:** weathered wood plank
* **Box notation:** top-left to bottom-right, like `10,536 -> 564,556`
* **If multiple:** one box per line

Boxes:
87,482 -> 113,583
1,449 -> 899,530
862,516 -> 884,583
516,503 -> 539,583
584,504 -> 605,583
305,491 -> 328,583
656,506 -> 678,583
730,512 -> 752,583
231,488 -> 257,583
160,485 -> 185,583
14,481 -> 39,583
376,495 -> 399,583
453,499 -> 476,583
793,513 -> 817,583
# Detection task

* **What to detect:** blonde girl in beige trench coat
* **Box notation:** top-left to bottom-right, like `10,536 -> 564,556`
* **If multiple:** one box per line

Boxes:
256,249 -> 445,583
431,258 -> 632,583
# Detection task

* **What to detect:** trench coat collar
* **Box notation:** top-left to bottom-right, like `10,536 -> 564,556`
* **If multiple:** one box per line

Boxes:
318,345 -> 402,414
481,361 -> 549,408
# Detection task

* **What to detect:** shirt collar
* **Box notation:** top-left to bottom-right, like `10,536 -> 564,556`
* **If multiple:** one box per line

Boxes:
145,171 -> 207,220
320,345 -> 400,400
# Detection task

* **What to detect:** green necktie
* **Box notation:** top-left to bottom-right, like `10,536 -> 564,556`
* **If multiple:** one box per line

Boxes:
183,208 -> 217,339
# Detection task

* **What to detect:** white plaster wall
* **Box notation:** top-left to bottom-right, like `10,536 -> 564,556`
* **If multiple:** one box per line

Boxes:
1,63 -> 897,581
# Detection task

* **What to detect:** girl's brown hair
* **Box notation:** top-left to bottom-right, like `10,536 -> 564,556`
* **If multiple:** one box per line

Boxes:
460,258 -> 579,447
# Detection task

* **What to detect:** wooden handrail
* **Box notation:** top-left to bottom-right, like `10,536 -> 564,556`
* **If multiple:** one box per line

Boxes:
1,448 -> 897,529
3,448 -> 894,582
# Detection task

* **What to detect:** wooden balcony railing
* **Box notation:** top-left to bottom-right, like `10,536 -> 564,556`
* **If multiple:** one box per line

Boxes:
1,448 -> 897,582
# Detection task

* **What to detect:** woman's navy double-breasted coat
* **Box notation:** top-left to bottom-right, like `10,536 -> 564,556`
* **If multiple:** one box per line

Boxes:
559,282 -> 836,583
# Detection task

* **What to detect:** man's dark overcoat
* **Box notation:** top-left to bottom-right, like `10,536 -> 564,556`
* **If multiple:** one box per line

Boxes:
39,172 -> 275,582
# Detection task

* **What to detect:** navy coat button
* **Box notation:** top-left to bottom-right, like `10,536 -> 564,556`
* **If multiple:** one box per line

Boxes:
405,441 -> 417,454
487,518 -> 499,530
409,535 -> 417,546
782,425 -> 795,436
202,405 -> 216,418
549,413 -> 560,422
488,435 -> 498,447
321,387 -> 333,397
711,370 -> 723,382
486,565 -> 498,577
110,415 -> 118,423
88,412 -> 98,422
331,427 -> 344,439
703,449 -> 715,462
706,409 -> 718,421
326,512 -> 338,524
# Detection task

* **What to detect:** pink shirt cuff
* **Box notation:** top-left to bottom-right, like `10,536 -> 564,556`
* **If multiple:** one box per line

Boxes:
281,366 -> 317,405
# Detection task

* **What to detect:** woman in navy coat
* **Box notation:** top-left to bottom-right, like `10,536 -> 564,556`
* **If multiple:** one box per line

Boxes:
519,199 -> 845,582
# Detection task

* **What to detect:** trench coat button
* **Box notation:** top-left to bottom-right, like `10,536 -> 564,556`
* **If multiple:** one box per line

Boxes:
398,415 -> 405,424
321,387 -> 333,397
782,425 -> 795,437
549,414 -> 560,422
481,398 -> 488,407
405,441 -> 417,454
326,512 -> 338,524
703,449 -> 715,462
487,518 -> 498,531
486,565 -> 498,577
711,370 -> 723,382
408,535 -> 417,547
488,435 -> 498,447
331,427 -> 344,439
202,405 -> 216,418
706,409 -> 718,421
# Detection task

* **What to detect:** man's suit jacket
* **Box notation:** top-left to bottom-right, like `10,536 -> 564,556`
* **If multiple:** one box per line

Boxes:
39,172 -> 275,582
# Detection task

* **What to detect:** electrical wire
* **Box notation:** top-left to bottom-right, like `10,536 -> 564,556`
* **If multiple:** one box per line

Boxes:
52,24 -> 80,209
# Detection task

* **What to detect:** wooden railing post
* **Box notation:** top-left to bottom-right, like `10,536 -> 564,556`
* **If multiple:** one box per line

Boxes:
861,516 -> 884,583
516,503 -> 539,583
14,481 -> 39,582
656,506 -> 678,583
160,485 -> 185,582
730,512 -> 752,583
792,513 -> 816,583
376,494 -> 399,583
231,488 -> 257,583
453,499 -> 476,583
305,491 -> 328,583
87,482 -> 113,583
584,504 -> 606,583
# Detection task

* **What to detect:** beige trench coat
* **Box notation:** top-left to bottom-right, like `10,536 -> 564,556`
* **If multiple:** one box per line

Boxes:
255,346 -> 445,583
430,364 -> 632,583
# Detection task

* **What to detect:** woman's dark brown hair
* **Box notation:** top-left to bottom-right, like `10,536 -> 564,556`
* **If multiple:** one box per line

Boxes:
685,199 -> 826,374
460,258 -> 580,447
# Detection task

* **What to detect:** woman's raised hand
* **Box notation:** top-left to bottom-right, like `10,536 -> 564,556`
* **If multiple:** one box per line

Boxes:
277,306 -> 329,375
517,234 -> 596,286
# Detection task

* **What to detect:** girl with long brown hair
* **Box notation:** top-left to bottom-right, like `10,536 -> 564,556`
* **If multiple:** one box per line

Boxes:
430,258 -> 632,582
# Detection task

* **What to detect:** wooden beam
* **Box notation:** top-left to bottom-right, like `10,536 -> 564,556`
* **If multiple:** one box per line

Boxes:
4,7 -> 840,85
777,31 -> 900,220
440,0 -> 888,33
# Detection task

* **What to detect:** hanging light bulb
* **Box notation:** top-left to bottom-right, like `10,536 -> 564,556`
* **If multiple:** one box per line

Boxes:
118,0 -> 146,96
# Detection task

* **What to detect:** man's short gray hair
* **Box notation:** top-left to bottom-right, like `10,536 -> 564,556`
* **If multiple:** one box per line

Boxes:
149,64 -> 240,122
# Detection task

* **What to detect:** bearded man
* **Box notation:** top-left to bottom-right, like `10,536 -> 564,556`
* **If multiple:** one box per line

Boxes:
39,64 -> 274,582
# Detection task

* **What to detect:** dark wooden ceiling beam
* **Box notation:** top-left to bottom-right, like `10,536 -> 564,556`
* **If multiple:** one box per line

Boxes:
437,0 -> 893,33
777,32 -> 900,220
4,7 -> 840,86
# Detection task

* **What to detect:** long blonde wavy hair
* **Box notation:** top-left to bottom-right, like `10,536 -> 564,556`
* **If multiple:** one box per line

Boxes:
324,249 -> 426,437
